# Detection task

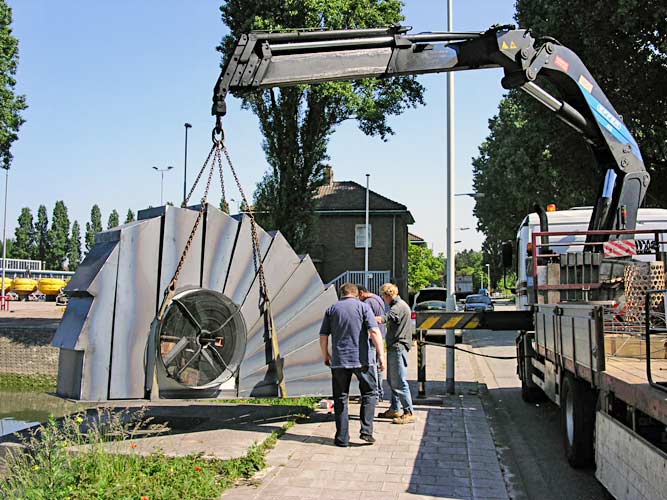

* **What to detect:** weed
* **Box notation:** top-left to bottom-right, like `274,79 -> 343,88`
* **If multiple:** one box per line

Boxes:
0,373 -> 57,392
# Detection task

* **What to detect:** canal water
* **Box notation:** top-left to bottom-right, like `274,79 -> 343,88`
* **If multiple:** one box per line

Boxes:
0,390 -> 85,437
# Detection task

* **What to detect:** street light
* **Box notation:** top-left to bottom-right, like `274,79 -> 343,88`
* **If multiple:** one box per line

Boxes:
458,227 -> 470,231
183,123 -> 192,205
455,192 -> 485,199
152,166 -> 174,205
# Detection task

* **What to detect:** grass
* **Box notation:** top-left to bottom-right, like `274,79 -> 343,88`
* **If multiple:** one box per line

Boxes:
0,406 -> 303,500
213,396 -> 321,410
0,373 -> 57,392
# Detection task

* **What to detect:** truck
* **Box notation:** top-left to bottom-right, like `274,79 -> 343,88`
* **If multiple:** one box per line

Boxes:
212,23 -> 667,498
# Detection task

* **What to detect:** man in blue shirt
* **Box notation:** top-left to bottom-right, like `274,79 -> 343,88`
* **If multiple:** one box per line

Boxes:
357,285 -> 387,401
320,283 -> 385,447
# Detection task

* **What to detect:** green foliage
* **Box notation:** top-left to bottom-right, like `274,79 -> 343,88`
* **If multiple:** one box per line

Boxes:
473,0 -> 667,259
34,204 -> 48,262
220,0 -> 424,252
68,220 -> 81,271
45,201 -> 70,270
455,249 -> 488,290
85,204 -> 102,253
13,207 -> 35,259
407,244 -> 444,294
214,396 -> 320,409
0,237 -> 13,258
0,373 -> 56,391
125,208 -> 135,223
107,209 -> 119,229
0,1 -> 27,170
0,408 -> 298,499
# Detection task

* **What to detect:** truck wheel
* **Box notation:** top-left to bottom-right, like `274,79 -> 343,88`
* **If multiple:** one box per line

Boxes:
521,378 -> 547,403
560,373 -> 596,468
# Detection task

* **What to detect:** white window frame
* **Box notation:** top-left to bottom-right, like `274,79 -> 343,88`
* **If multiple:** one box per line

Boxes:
355,224 -> 372,249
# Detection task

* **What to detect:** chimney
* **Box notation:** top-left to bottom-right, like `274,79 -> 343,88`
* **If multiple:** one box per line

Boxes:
323,166 -> 334,186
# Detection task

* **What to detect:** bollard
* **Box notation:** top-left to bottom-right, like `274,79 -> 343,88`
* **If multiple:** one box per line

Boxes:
417,329 -> 427,398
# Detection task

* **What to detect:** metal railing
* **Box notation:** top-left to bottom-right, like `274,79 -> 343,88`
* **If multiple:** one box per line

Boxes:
645,290 -> 667,393
0,258 -> 43,271
328,270 -> 391,295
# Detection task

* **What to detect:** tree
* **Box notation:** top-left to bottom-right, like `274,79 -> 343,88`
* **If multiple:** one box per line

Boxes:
0,238 -> 14,258
408,244 -> 444,294
46,201 -> 70,270
107,209 -> 119,229
473,0 -> 667,256
125,209 -> 135,224
0,2 -> 27,170
85,204 -> 102,253
68,220 -> 82,271
220,0 -> 424,252
34,204 -> 48,263
13,207 -> 35,259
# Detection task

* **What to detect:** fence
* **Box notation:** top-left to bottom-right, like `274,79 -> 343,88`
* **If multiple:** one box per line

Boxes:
328,270 -> 391,295
0,258 -> 42,272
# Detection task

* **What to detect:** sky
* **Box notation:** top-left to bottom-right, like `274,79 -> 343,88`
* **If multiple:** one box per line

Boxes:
8,0 -> 517,255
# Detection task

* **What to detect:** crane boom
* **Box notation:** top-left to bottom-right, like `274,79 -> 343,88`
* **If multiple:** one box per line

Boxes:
212,24 -> 649,240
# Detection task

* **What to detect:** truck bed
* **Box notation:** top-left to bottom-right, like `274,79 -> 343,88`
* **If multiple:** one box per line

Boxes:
602,356 -> 667,423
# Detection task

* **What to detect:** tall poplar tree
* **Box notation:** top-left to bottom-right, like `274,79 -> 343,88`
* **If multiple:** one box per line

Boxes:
0,1 -> 27,169
68,220 -> 81,271
85,204 -> 102,252
46,201 -> 70,270
34,204 -> 48,263
220,0 -> 424,252
13,207 -> 35,259
125,209 -> 135,223
107,209 -> 119,229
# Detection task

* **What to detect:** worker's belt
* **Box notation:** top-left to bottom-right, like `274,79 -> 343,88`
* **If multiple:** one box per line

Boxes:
415,311 -> 533,331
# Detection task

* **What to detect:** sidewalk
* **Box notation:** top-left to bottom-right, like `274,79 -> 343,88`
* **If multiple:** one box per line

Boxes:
222,345 -> 509,500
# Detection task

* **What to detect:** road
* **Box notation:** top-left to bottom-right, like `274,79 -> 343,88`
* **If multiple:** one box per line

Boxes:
461,303 -> 606,500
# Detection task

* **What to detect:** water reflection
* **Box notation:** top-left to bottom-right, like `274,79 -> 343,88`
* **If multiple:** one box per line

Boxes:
0,390 -> 85,437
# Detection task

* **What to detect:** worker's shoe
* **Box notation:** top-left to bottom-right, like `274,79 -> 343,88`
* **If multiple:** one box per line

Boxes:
359,433 -> 376,444
392,411 -> 415,424
378,409 -> 403,419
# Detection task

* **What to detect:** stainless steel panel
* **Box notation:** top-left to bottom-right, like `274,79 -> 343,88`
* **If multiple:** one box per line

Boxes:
239,232 -> 302,338
201,204 -> 239,292
109,217 -> 162,399
64,241 -> 118,295
243,256 -> 327,357
159,206 -> 203,293
52,297 -> 93,350
223,215 -> 272,305
77,243 -> 120,401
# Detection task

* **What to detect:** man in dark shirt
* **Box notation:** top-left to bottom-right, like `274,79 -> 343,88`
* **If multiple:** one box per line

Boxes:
320,283 -> 385,447
375,282 -> 415,424
358,286 -> 387,401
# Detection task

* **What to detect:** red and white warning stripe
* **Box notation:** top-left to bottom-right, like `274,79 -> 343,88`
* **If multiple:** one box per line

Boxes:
603,239 -> 637,258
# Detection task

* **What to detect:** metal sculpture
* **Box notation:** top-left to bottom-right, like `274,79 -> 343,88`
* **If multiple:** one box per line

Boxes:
52,203 -> 336,401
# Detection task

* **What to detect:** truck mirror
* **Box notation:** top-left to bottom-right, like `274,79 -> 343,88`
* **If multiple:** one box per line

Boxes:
501,241 -> 513,269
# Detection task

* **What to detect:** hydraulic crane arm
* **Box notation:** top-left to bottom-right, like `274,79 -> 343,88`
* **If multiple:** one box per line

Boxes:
212,25 -> 649,239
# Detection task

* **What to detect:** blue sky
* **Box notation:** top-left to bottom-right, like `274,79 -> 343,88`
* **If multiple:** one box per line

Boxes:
9,0 -> 516,254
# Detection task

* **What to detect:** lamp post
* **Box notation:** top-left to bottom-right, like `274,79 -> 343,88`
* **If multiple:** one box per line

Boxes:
455,192 -> 485,199
152,166 -> 174,206
486,263 -> 491,292
183,123 -> 192,205
445,0 -> 457,394
1,166 -> 8,305
364,173 -> 370,289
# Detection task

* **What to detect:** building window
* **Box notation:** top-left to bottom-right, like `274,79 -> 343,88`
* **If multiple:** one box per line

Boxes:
355,224 -> 372,248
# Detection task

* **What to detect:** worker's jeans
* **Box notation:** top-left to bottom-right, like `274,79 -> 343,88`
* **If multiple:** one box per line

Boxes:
370,346 -> 384,401
387,344 -> 414,413
331,366 -> 377,444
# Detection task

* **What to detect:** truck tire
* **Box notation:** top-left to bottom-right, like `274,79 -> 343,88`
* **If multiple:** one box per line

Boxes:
560,373 -> 596,468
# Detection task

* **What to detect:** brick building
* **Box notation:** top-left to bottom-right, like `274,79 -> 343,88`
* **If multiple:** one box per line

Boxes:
309,170 -> 415,297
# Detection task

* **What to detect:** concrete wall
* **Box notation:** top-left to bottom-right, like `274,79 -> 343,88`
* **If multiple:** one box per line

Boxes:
0,328 -> 59,376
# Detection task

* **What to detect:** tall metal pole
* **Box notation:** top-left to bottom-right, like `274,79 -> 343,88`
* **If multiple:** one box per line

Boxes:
1,167 -> 8,304
364,173 -> 370,289
160,171 -> 165,205
183,123 -> 192,205
486,263 -> 491,292
445,0 -> 456,394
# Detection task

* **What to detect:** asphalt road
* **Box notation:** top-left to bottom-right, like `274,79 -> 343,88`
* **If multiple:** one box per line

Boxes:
461,303 -> 606,500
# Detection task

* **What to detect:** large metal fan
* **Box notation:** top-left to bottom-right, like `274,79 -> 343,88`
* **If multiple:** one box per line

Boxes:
159,289 -> 246,389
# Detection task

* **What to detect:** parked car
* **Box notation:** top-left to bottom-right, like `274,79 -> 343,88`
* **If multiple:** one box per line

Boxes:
464,294 -> 494,312
411,287 -> 448,332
